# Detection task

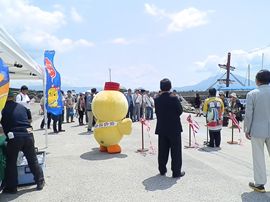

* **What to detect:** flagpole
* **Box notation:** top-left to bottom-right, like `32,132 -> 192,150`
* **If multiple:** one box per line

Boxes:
109,68 -> 111,82
43,68 -> 48,149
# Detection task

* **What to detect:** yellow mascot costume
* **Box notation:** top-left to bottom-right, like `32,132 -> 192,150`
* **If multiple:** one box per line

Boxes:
92,82 -> 132,154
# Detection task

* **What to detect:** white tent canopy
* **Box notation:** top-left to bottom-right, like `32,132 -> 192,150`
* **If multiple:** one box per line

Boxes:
0,27 -> 43,80
0,27 -> 48,148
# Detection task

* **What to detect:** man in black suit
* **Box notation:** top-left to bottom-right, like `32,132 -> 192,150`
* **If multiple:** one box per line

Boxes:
154,78 -> 185,178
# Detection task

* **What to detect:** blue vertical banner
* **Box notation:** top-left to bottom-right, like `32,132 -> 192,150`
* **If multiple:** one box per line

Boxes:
44,50 -> 63,115
0,58 -> 10,111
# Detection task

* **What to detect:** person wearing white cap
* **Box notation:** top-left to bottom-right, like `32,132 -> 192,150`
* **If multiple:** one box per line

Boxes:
229,92 -> 243,124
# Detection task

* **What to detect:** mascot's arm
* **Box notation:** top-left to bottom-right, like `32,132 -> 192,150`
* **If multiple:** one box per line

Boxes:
117,118 -> 132,135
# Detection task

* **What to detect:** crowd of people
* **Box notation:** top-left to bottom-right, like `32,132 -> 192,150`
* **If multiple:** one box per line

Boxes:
125,89 -> 155,121
192,90 -> 244,127
39,87 -> 158,132
39,88 -> 97,133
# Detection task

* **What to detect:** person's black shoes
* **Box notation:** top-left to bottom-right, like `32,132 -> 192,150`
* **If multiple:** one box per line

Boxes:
36,181 -> 45,191
172,171 -> 185,178
2,187 -> 17,194
159,168 -> 167,176
249,182 -> 266,193
206,144 -> 214,148
1,180 -> 45,193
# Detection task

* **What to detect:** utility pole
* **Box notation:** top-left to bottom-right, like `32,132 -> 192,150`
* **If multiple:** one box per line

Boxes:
248,64 -> 250,86
218,52 -> 235,97
109,68 -> 111,81
226,52 -> 231,88
262,53 -> 264,69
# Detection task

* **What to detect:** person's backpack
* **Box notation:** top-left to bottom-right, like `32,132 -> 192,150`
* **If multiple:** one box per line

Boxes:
206,101 -> 220,123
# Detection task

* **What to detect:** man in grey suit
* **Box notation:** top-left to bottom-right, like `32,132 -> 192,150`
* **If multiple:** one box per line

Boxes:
244,69 -> 270,193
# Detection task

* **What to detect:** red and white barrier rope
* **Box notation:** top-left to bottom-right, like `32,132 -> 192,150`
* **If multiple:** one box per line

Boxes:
140,118 -> 156,155
186,114 -> 200,147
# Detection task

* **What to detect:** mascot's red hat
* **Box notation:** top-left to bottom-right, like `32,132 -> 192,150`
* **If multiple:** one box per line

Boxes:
104,82 -> 120,91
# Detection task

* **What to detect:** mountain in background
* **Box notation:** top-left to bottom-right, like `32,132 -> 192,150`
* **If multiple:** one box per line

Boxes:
11,83 -> 102,93
12,74 -> 255,92
174,74 -> 256,91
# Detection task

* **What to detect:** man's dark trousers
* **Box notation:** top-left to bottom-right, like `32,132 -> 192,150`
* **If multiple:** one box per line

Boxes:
5,135 -> 44,189
158,134 -> 182,175
52,114 -> 62,132
126,104 -> 134,120
209,130 -> 221,147
40,112 -> 52,129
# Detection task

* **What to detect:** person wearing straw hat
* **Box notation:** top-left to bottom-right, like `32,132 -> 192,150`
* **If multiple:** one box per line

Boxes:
1,90 -> 44,194
229,92 -> 243,125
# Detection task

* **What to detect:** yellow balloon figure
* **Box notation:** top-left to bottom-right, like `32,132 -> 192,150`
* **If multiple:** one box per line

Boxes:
48,87 -> 59,108
92,82 -> 132,154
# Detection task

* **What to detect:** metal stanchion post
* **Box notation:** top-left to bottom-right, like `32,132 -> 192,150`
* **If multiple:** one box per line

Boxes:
204,125 -> 209,145
137,91 -> 148,152
227,122 -> 238,144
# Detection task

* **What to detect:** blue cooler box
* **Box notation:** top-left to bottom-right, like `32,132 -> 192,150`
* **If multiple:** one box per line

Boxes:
17,151 -> 45,185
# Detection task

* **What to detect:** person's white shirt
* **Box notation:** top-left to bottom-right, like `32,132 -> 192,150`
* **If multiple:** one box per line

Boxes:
16,92 -> 31,109
144,95 -> 154,107
133,93 -> 142,105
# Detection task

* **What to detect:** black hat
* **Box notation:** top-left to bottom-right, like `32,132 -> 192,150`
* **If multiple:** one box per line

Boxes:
21,85 -> 28,91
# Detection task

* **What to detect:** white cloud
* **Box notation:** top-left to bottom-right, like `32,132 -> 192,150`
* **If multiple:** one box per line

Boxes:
144,4 -> 165,17
20,31 -> 94,52
0,0 -> 65,32
110,38 -> 132,45
76,39 -> 94,47
194,48 -> 270,78
70,7 -> 83,23
0,0 -> 93,52
168,8 -> 209,32
144,3 -> 211,32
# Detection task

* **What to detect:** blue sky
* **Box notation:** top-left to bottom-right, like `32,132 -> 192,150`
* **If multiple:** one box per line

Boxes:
1,0 -> 270,90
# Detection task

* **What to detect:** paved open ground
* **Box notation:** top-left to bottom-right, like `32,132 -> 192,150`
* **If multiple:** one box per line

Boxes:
1,104 -> 270,202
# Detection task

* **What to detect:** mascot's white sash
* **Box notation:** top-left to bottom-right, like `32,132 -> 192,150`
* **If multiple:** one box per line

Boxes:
94,121 -> 117,129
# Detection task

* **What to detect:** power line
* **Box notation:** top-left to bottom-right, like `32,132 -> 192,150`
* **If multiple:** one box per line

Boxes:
232,44 -> 270,55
